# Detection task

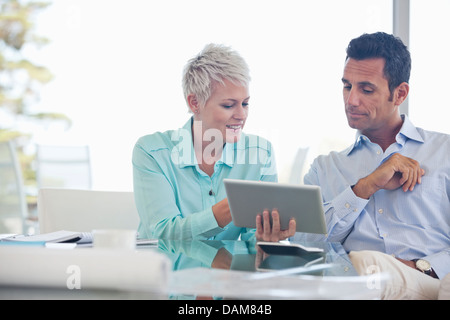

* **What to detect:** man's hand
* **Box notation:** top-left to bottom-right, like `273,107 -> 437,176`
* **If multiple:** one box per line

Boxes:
396,257 -> 416,269
255,209 -> 296,242
352,153 -> 425,199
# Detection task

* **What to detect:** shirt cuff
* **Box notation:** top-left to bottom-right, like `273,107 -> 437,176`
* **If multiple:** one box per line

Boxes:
190,207 -> 224,239
330,186 -> 370,221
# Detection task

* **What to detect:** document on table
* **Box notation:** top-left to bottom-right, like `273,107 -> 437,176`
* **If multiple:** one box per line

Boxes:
1,230 -> 158,247
1,230 -> 82,244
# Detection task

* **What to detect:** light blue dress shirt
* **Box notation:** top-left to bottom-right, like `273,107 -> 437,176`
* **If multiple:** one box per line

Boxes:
297,115 -> 450,278
133,117 -> 277,241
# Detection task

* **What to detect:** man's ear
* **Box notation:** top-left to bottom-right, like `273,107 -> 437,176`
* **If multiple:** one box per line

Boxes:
187,94 -> 200,114
394,82 -> 409,106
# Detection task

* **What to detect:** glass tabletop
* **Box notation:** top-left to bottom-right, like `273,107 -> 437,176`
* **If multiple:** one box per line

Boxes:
153,239 -> 358,277
0,239 -> 384,300
141,239 -> 382,299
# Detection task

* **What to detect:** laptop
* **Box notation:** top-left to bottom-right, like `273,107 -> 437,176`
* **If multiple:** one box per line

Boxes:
223,179 -> 327,234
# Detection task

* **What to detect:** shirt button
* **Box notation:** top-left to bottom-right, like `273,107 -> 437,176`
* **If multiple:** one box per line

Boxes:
345,203 -> 350,209
378,209 -> 383,214
376,151 -> 381,155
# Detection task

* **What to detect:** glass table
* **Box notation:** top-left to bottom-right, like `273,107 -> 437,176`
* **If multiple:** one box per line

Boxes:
148,239 -> 383,300
0,239 -> 385,300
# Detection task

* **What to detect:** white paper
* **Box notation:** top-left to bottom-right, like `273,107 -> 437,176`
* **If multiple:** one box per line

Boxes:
0,246 -> 171,293
2,230 -> 81,243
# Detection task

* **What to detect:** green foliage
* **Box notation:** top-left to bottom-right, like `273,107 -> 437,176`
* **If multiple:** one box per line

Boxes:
0,0 -> 70,205
0,0 -> 53,116
0,128 -> 30,142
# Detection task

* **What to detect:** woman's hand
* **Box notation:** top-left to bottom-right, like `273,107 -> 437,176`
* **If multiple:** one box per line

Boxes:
255,209 -> 296,242
254,245 -> 269,269
211,247 -> 232,269
212,198 -> 232,228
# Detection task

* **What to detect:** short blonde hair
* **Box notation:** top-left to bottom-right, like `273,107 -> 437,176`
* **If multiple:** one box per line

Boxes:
182,43 -> 250,109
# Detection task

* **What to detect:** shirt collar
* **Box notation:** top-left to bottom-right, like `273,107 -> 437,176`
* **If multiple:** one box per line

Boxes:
170,117 -> 196,168
396,114 -> 424,144
217,141 -> 236,168
346,114 -> 424,155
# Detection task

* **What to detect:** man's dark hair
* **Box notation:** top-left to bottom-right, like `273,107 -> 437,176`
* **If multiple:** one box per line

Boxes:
346,32 -> 411,98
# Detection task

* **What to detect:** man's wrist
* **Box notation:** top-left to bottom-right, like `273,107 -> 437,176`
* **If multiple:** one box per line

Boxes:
352,177 -> 377,200
412,259 -> 439,279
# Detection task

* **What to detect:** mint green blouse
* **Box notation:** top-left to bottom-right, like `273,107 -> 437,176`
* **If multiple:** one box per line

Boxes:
132,117 -> 277,240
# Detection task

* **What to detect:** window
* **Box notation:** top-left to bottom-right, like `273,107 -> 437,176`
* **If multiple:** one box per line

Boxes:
31,0 -> 393,189
409,0 -> 450,135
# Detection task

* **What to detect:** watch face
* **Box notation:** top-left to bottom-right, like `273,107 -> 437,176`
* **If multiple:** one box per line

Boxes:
416,259 -> 431,271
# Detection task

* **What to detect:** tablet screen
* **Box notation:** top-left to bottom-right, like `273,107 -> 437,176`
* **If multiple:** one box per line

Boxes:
223,179 -> 327,234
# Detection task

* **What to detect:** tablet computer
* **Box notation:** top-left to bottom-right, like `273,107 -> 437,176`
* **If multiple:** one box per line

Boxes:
256,254 -> 325,273
256,241 -> 324,254
223,179 -> 327,234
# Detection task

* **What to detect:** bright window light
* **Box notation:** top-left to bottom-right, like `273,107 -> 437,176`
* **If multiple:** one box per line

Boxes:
30,0 -> 393,190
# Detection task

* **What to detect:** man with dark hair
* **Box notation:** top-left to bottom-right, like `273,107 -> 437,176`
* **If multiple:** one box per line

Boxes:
296,32 -> 450,299
346,32 -> 411,100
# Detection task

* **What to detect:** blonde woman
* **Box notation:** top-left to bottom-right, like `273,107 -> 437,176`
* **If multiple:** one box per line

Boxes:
133,44 -> 295,241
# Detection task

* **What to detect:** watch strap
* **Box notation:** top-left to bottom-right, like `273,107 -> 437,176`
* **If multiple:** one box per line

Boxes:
412,259 -> 433,276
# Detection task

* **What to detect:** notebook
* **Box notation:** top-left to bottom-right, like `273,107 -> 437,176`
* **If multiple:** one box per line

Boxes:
1,230 -> 82,244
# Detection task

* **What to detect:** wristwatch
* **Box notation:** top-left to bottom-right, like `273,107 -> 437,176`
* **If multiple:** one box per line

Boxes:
413,259 -> 433,276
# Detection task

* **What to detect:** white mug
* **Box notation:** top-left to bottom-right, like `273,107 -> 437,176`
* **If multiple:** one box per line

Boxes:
93,229 -> 136,250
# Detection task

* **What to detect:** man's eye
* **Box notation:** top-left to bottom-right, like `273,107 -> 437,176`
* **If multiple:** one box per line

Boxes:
242,103 -> 249,107
343,85 -> 351,90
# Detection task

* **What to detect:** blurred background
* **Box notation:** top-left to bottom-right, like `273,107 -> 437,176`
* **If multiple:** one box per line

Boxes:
1,0 -> 449,234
